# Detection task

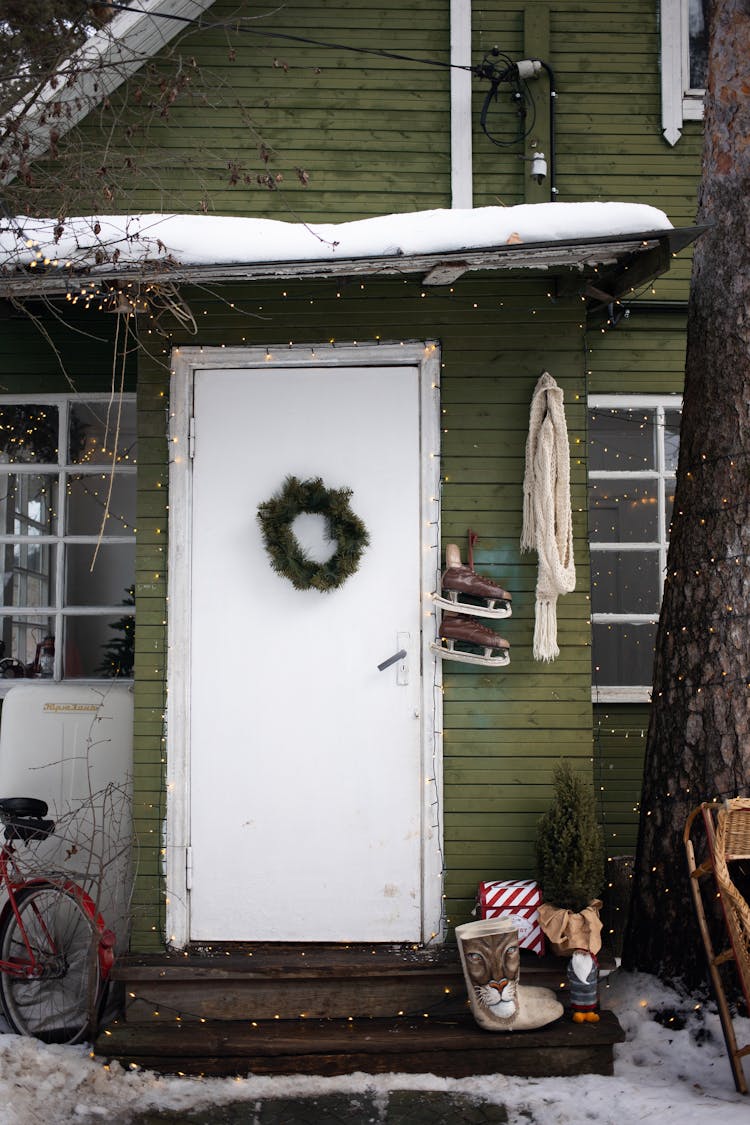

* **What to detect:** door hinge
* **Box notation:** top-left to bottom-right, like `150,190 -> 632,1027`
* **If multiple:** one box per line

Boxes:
186,845 -> 193,891
188,416 -> 196,459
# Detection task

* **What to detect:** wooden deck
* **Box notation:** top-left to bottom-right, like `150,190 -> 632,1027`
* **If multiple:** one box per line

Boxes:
94,944 -> 624,1078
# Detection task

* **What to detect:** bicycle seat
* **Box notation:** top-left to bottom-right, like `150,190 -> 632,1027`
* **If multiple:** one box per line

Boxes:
0,797 -> 49,818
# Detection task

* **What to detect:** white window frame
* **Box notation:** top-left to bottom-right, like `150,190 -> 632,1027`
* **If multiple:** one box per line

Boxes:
661,0 -> 706,145
0,393 -> 137,691
588,394 -> 681,703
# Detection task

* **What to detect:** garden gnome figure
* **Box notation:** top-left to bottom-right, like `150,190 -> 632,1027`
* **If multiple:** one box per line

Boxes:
456,918 -> 563,1031
566,949 -> 600,1023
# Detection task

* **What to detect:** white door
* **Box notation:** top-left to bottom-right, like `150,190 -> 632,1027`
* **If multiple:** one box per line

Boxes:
179,350 -> 439,942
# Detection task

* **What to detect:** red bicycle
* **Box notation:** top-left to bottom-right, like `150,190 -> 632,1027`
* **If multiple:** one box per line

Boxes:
0,797 -> 115,1043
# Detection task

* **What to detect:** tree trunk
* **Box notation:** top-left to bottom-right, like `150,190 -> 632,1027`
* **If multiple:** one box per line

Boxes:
623,0 -> 750,988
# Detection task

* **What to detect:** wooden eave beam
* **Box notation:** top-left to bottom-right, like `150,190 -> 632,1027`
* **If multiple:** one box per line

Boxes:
0,227 -> 704,298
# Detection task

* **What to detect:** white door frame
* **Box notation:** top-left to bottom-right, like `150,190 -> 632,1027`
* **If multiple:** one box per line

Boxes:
165,342 -> 443,949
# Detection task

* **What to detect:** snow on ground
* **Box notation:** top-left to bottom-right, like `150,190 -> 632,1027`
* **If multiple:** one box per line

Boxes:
0,203 -> 673,273
0,970 -> 748,1124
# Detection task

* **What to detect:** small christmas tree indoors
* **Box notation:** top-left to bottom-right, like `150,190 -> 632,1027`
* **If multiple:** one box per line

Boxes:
98,585 -> 135,678
536,760 -> 604,913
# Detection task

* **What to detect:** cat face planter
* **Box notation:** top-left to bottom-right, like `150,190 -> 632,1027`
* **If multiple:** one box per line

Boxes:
456,918 -> 563,1031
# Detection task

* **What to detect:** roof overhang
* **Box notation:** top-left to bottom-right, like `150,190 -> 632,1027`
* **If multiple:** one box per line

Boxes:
0,226 -> 703,300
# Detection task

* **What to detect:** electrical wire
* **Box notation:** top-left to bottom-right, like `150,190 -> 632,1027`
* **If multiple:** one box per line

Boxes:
476,51 -> 537,149
94,0 -> 476,73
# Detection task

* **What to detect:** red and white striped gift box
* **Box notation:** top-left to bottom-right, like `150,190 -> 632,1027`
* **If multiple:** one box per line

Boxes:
477,879 -> 545,956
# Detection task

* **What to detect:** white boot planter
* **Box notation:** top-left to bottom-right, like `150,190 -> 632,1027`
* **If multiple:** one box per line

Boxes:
456,918 -> 563,1031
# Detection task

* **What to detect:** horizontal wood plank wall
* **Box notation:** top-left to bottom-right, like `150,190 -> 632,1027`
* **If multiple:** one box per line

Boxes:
132,274 -> 593,950
593,704 -> 650,857
587,308 -> 688,396
471,7 -> 525,207
50,0 -> 451,220
587,308 -> 686,860
472,2 -> 702,299
0,305 -> 134,394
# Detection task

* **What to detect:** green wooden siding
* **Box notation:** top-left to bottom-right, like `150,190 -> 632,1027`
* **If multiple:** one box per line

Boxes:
586,308 -> 688,395
24,1 -> 702,271
41,0 -> 451,221
0,304 -> 135,394
131,274 -> 594,950
594,703 -> 650,856
473,2 -> 702,300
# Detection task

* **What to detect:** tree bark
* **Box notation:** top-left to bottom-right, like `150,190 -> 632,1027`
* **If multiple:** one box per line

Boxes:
623,0 -> 750,988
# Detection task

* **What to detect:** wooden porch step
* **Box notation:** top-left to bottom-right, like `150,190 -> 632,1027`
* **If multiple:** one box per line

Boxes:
113,944 -> 581,1021
96,1009 -> 625,1078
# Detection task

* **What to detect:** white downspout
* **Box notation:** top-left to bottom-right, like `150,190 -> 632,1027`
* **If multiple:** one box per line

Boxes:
450,0 -> 473,208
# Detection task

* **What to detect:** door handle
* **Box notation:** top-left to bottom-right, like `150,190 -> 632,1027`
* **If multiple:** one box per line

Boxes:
377,633 -> 410,685
378,649 -> 407,671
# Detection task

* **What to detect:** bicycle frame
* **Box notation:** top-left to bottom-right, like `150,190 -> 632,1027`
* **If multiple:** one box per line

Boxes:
0,837 -> 115,983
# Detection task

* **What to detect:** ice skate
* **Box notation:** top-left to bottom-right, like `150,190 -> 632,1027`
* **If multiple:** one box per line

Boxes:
431,612 -> 510,668
432,543 -> 512,620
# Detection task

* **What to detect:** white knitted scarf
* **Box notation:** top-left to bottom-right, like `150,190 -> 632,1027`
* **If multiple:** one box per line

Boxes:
521,371 -> 576,662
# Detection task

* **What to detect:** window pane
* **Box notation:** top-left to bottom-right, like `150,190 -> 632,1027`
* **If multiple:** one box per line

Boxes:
589,480 -> 658,541
0,614 -> 56,672
591,550 -> 661,614
0,406 -> 59,465
66,473 -> 136,536
66,545 -> 136,607
0,542 -> 57,608
0,473 -> 57,535
592,621 -> 657,688
64,613 -> 135,678
69,400 -> 137,466
664,409 -> 681,471
665,480 -> 676,536
588,408 -> 655,472
689,0 -> 708,89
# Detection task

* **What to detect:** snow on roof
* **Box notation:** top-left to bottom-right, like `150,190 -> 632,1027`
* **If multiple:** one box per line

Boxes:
1,202 -> 672,276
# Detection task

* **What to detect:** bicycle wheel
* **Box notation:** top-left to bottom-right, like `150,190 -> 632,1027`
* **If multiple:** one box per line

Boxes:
0,882 -> 103,1043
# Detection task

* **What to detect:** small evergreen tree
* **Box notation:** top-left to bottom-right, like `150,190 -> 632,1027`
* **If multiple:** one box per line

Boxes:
536,760 -> 604,913
98,585 -> 135,678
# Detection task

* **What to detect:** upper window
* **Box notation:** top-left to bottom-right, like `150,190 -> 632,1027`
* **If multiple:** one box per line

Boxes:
588,396 -> 681,702
661,0 -> 707,144
0,395 -> 136,687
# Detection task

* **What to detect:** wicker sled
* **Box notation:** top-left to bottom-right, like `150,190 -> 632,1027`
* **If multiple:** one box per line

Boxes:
684,798 -> 750,1095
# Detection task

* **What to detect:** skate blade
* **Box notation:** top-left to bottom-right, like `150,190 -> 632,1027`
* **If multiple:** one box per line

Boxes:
432,594 -> 512,620
430,641 -> 510,668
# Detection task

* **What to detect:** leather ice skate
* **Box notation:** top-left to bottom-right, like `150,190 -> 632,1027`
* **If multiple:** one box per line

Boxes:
431,612 -> 511,668
433,543 -> 512,620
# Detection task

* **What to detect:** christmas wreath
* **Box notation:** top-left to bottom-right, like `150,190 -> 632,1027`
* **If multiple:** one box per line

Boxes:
257,475 -> 370,592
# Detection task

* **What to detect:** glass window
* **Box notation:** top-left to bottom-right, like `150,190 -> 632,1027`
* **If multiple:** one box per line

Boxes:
588,397 -> 681,700
661,0 -> 706,145
688,0 -> 708,90
0,396 -> 136,685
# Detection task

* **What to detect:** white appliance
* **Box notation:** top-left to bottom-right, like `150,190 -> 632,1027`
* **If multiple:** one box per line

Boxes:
0,684 -> 134,947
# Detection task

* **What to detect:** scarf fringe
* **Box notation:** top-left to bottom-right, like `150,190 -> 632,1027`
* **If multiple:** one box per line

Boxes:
533,597 -> 560,662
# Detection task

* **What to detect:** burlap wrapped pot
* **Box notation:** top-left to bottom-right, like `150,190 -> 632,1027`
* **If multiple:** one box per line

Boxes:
537,899 -> 603,956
